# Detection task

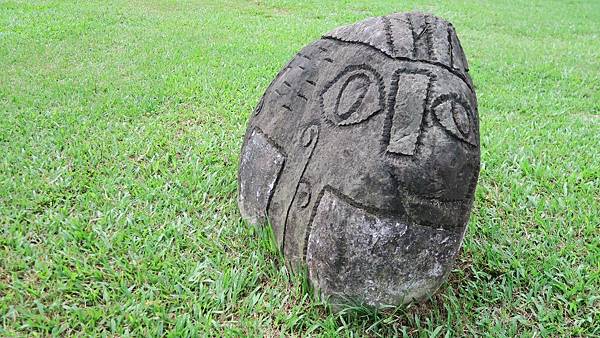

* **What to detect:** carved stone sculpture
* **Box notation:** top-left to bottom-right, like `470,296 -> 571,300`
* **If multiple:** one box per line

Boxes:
238,12 -> 480,308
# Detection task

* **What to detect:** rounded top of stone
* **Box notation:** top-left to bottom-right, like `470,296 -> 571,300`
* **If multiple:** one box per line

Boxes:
323,12 -> 471,88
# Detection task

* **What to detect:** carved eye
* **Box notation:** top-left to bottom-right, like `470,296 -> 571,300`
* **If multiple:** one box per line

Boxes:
432,97 -> 477,146
320,65 -> 383,126
451,102 -> 471,137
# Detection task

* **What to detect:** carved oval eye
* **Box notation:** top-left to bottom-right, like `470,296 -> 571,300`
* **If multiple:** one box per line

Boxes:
321,65 -> 383,126
336,74 -> 370,120
451,102 -> 471,137
433,98 -> 476,146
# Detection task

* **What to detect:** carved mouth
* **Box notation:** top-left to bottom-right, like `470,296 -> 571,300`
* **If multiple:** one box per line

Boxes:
305,186 -> 464,307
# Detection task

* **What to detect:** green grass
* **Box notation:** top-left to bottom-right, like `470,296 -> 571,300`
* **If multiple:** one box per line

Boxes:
1,0 -> 599,336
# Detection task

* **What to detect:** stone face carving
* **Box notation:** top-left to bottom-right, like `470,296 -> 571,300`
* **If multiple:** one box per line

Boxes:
238,12 -> 480,308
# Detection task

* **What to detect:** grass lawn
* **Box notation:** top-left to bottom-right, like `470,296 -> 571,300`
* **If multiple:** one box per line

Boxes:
1,0 -> 599,336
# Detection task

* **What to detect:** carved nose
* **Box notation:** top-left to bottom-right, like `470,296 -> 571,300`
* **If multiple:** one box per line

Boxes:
384,70 -> 431,156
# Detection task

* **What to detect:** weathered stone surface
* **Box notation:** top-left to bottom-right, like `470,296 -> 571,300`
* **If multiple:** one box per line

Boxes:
238,12 -> 480,308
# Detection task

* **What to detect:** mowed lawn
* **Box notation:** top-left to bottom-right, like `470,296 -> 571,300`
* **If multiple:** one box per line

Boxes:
1,0 -> 599,336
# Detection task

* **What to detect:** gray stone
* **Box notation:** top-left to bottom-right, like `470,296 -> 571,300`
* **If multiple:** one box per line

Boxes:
238,12 -> 480,308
